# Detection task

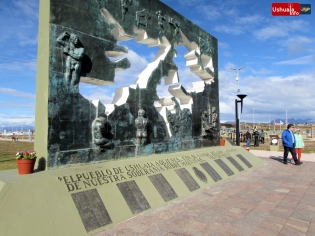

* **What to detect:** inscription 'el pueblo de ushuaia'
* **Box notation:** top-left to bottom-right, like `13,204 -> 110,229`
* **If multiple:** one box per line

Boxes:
58,154 -> 206,192
58,149 -> 237,192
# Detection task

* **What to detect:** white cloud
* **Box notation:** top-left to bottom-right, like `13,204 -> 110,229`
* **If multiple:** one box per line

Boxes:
259,56 -> 276,60
17,33 -> 38,46
195,5 -> 222,21
219,65 -> 315,122
0,102 -> 34,108
284,36 -> 313,46
214,25 -> 244,35
0,116 -> 34,126
250,68 -> 273,75
0,60 -> 37,73
222,51 -> 232,57
283,36 -> 314,56
80,49 -> 151,104
175,0 -> 205,7
0,88 -> 35,98
237,15 -> 264,25
14,0 -> 38,19
80,86 -> 114,105
218,42 -> 229,49
274,54 -> 315,65
253,19 -> 310,41
219,102 -> 234,114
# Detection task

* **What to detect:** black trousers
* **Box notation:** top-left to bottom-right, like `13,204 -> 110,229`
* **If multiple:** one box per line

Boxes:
261,137 -> 264,144
254,137 -> 259,146
283,146 -> 298,163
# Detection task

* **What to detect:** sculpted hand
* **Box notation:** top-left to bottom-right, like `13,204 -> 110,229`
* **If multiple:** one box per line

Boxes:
63,46 -> 69,53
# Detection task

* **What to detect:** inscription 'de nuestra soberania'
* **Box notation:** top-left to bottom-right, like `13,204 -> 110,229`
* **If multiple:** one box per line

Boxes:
57,148 -> 239,192
58,154 -> 209,192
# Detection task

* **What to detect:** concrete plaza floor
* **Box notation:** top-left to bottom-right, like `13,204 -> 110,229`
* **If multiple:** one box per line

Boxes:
95,150 -> 315,236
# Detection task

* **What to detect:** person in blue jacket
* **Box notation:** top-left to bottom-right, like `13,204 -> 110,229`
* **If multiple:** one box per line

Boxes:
282,124 -> 303,165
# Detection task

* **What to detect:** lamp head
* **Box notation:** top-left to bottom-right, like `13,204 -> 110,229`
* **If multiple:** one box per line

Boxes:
237,94 -> 247,100
236,94 -> 247,113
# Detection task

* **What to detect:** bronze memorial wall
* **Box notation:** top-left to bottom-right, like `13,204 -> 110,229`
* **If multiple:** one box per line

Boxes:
35,0 -> 219,170
0,0 -> 264,235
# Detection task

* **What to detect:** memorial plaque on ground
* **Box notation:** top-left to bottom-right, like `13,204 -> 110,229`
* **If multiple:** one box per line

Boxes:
0,146 -> 265,235
0,0 -> 266,234
72,189 -> 112,232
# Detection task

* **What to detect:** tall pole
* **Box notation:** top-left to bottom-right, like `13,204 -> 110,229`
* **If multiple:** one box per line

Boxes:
252,108 -> 255,128
268,114 -> 270,130
235,94 -> 247,146
235,99 -> 240,146
230,67 -> 244,134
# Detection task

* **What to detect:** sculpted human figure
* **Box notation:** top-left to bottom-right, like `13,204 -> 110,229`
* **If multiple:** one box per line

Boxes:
135,9 -> 150,28
201,111 -> 212,134
135,109 -> 148,146
92,117 -> 111,151
169,17 -> 180,36
121,0 -> 132,21
156,10 -> 166,36
167,110 -> 179,134
56,32 -> 84,88
211,109 -> 218,130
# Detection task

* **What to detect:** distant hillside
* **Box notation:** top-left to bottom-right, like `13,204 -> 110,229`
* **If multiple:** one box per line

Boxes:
270,118 -> 314,124
223,118 -> 314,124
1,125 -> 34,132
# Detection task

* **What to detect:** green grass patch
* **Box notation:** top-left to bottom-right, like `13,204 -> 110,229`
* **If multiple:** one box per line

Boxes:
0,141 -> 34,171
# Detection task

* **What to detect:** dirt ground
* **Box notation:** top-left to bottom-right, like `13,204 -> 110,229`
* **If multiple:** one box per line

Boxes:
241,137 -> 315,153
1,135 -> 314,171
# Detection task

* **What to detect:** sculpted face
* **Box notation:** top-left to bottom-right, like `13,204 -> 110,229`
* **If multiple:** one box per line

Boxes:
70,34 -> 78,45
138,109 -> 145,117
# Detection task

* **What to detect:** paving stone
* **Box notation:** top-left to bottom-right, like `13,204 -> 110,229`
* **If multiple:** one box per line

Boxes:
258,219 -> 284,232
300,193 -> 315,206
95,155 -> 315,236
286,217 -> 310,234
291,204 -> 315,222
251,226 -> 280,236
306,223 -> 315,236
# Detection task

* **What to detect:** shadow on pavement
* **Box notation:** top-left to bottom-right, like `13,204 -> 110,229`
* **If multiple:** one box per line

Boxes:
269,156 -> 284,163
269,155 -> 295,164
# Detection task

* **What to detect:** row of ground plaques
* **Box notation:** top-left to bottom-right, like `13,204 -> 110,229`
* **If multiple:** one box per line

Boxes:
71,154 -> 253,233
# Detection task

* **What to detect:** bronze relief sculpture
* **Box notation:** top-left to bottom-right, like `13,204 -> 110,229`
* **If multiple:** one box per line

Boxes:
56,32 -> 84,90
135,109 -> 148,146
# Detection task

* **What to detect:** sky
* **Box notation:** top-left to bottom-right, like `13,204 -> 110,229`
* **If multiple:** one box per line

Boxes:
0,0 -> 314,131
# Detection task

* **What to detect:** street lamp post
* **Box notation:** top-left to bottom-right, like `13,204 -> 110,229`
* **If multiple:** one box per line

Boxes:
252,108 -> 255,128
268,114 -> 270,130
230,67 -> 244,94
235,94 -> 247,146
231,67 -> 245,135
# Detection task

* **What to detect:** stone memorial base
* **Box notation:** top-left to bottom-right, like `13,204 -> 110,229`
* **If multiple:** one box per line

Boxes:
0,146 -> 264,236
270,144 -> 279,151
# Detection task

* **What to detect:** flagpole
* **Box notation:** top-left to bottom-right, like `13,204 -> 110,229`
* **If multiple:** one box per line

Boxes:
274,120 -> 275,133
